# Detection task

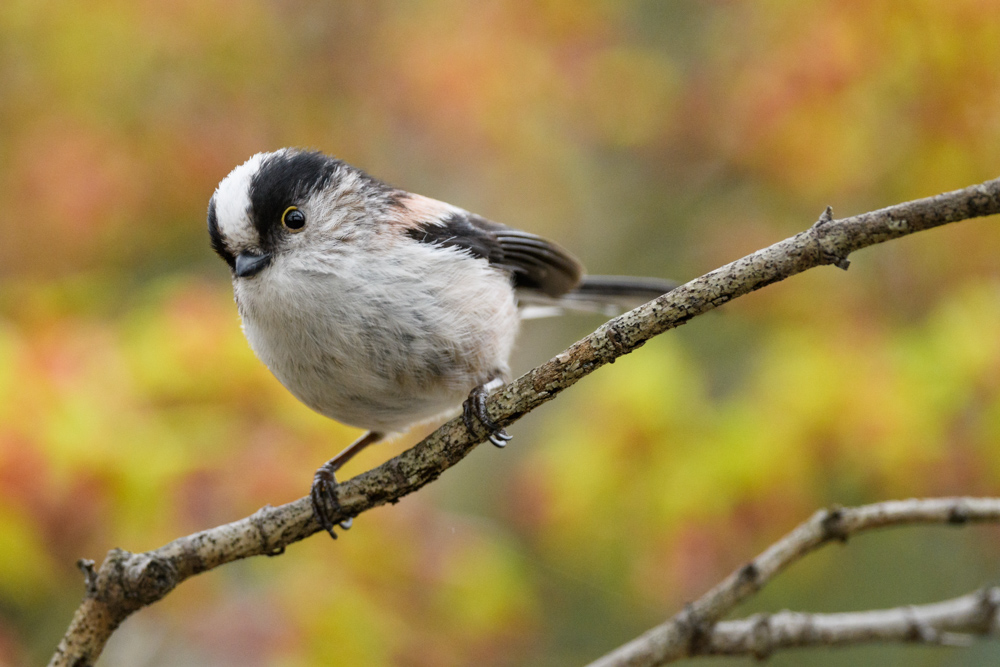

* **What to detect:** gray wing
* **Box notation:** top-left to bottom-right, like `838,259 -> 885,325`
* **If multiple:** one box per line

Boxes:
402,199 -> 677,314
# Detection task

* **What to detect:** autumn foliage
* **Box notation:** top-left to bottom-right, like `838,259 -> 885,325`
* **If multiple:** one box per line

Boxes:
2,2 -> 1000,665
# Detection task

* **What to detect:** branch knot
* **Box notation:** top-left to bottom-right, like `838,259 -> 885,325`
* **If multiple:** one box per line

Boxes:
811,206 -> 851,270
820,506 -> 849,543
122,553 -> 179,605
975,586 -> 1000,634
679,603 -> 714,656
605,322 -> 627,360
948,501 -> 971,525
748,613 -> 774,660
738,562 -> 761,592
251,505 -> 287,556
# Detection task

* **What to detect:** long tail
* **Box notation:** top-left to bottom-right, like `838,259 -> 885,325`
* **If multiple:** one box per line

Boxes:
518,275 -> 678,319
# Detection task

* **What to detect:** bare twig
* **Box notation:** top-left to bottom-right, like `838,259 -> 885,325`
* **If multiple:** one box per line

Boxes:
698,587 -> 1000,658
50,178 -> 1000,666
587,498 -> 1000,666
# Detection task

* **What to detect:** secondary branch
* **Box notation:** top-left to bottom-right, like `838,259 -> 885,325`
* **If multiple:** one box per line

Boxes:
588,498 -> 1000,666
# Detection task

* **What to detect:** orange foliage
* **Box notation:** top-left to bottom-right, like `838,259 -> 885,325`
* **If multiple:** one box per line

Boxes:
1,2 -> 1000,665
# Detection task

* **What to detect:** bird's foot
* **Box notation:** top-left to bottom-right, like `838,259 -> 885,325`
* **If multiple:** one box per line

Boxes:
310,461 -> 353,539
308,431 -> 383,539
463,381 -> 513,448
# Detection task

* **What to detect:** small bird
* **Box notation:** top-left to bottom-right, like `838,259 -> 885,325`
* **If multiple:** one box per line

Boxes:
208,149 -> 675,537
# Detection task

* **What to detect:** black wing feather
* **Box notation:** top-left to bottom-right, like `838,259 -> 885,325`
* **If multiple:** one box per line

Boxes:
407,212 -> 583,297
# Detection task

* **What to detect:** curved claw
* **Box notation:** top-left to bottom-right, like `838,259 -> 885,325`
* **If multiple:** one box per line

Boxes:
310,464 -> 348,539
308,432 -> 381,540
462,404 -> 478,435
463,381 -> 514,449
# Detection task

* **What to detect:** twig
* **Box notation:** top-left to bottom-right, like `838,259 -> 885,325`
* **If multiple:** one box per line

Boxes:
49,178 -> 1000,666
697,587 -> 1000,657
586,498 -> 1000,666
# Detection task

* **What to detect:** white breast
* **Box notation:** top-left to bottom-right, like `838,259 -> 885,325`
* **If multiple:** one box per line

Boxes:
234,239 -> 520,434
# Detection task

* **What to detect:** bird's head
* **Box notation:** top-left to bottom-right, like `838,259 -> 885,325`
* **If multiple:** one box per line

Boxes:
208,148 -> 397,278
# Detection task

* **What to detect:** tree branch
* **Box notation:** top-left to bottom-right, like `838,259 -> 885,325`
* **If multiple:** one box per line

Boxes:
687,587 -> 1000,659
587,498 -> 1000,666
49,179 -> 1000,666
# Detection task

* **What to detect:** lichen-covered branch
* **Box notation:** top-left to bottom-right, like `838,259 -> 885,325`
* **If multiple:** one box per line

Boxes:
587,498 -> 1000,666
50,178 -> 1000,666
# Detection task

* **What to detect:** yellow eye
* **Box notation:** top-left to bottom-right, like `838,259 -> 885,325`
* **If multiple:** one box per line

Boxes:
282,206 -> 306,231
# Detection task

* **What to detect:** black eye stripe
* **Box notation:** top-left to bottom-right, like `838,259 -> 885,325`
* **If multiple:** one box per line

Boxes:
249,151 -> 337,244
247,149 -> 403,248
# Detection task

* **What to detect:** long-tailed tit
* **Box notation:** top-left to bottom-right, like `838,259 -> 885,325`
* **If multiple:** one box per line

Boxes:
208,149 -> 675,536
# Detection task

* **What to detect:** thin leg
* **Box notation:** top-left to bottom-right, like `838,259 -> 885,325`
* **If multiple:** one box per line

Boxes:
311,430 -> 383,538
462,377 -> 513,448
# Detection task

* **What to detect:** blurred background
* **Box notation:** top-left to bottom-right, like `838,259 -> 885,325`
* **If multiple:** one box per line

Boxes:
2,1 -> 1000,665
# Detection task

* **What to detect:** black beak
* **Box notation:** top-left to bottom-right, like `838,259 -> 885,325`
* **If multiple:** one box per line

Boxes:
234,251 -> 272,278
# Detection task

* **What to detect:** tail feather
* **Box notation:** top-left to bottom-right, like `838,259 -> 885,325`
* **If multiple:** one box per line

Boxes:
518,275 -> 678,319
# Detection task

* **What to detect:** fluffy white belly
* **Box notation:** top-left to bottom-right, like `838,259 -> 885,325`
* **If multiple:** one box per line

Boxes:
234,244 -> 519,433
